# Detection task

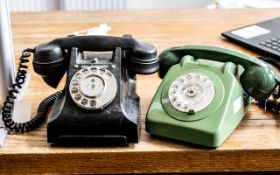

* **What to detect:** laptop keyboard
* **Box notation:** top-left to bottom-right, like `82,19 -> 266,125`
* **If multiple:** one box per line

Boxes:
260,36 -> 280,52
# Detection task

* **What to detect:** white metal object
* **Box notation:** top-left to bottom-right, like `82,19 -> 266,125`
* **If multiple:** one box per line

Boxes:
0,0 -> 16,146
0,129 -> 7,147
71,23 -> 112,36
0,0 -> 16,106
70,67 -> 117,110
12,100 -> 32,123
168,73 -> 215,113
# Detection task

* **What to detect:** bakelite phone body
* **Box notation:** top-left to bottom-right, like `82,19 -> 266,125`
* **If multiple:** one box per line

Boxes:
32,35 -> 158,146
146,45 -> 279,147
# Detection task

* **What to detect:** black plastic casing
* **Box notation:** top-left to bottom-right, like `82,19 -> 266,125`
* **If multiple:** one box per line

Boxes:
47,47 -> 140,146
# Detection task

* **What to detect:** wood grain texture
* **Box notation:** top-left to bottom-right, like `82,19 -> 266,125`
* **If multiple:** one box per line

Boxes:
1,9 -> 280,174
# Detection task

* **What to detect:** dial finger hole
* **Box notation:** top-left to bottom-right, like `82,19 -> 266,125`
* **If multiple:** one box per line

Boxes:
90,67 -> 97,73
90,100 -> 96,107
99,68 -> 105,74
71,87 -> 78,94
202,76 -> 208,82
71,80 -> 79,86
81,98 -> 88,105
179,78 -> 184,83
74,94 -> 81,101
183,105 -> 189,111
172,83 -> 179,89
186,74 -> 193,80
176,101 -> 182,107
75,73 -> 82,80
82,68 -> 89,73
206,81 -> 213,88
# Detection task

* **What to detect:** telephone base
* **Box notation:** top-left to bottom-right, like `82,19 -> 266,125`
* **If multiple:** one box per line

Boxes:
46,47 -> 140,146
146,57 -> 251,147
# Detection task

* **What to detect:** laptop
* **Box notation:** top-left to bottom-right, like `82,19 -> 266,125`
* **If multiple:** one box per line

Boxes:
222,17 -> 280,59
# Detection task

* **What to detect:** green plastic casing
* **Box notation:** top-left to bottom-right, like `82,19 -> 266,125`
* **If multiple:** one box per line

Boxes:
146,45 -> 280,147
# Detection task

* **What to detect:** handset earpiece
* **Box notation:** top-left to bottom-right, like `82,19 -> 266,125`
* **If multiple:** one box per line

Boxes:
159,45 -> 280,99
240,65 -> 279,99
158,51 -> 180,78
33,43 -> 67,88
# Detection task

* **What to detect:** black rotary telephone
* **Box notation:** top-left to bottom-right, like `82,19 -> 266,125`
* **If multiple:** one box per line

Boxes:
2,35 -> 158,146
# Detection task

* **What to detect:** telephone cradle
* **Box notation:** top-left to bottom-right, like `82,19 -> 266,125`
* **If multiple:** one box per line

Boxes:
146,45 -> 279,147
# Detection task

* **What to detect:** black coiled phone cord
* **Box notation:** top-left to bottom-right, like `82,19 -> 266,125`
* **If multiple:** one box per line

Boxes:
256,57 -> 280,113
1,48 -> 62,133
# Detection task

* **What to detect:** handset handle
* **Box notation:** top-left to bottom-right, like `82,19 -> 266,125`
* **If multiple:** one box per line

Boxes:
50,35 -> 157,64
159,45 -> 271,77
159,45 -> 280,99
48,35 -> 159,74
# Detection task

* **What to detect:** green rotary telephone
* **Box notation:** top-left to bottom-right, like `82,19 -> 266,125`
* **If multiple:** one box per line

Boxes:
146,45 -> 280,147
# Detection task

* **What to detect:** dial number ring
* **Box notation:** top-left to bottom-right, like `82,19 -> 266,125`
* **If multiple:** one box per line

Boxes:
69,67 -> 117,110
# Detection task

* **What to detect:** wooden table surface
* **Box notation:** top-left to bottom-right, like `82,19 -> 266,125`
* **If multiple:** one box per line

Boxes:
1,9 -> 280,174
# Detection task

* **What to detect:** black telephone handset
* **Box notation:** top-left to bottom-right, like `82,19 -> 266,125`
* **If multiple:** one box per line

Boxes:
33,35 -> 158,88
2,35 -> 158,146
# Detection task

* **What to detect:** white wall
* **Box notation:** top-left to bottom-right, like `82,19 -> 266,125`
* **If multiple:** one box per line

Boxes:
7,0 -> 280,12
8,0 -> 59,11
127,0 -> 213,9
7,0 -> 214,12
59,0 -> 127,11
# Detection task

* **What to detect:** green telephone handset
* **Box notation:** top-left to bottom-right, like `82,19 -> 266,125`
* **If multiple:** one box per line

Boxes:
146,45 -> 280,147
